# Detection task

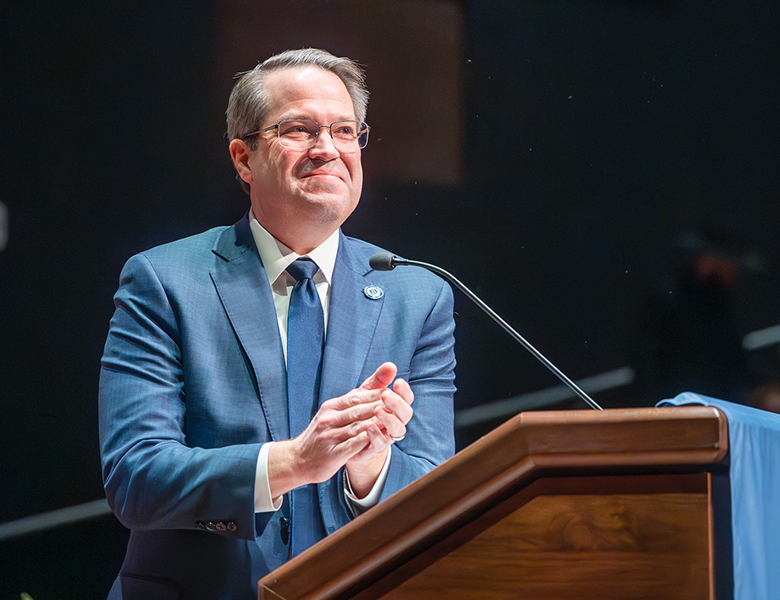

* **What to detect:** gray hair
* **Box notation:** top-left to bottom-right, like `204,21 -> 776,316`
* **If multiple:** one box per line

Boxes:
226,49 -> 369,194
227,47 -> 368,139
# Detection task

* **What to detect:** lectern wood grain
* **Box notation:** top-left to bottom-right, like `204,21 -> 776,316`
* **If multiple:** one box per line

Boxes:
371,475 -> 710,599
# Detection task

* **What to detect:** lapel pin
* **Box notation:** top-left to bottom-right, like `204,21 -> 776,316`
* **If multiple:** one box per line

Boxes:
363,285 -> 384,300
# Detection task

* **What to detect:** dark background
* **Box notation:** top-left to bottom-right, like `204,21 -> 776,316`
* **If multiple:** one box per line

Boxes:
2,0 -> 779,597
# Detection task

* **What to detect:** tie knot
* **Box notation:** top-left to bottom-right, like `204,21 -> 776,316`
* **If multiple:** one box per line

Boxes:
287,258 -> 319,282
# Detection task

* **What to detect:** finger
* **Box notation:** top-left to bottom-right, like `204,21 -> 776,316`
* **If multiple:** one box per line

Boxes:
333,429 -> 371,458
364,422 -> 392,453
336,415 -> 383,442
313,400 -> 386,440
392,377 -> 414,405
373,393 -> 411,439
374,405 -> 408,440
350,422 -> 390,461
325,403 -> 384,431
323,388 -> 383,412
313,418 -> 368,452
380,388 -> 414,424
359,362 -> 397,391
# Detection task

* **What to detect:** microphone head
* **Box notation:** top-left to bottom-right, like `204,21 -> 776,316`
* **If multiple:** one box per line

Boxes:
369,252 -> 397,271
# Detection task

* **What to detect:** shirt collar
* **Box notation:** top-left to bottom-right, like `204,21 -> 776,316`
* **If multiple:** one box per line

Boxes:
248,211 -> 339,285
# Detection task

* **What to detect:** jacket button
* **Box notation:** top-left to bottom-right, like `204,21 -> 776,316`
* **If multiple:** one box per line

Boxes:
280,517 -> 290,545
226,521 -> 237,532
196,521 -> 207,530
206,521 -> 217,531
215,522 -> 227,531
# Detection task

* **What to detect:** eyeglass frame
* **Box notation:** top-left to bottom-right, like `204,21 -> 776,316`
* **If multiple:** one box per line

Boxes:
240,119 -> 371,151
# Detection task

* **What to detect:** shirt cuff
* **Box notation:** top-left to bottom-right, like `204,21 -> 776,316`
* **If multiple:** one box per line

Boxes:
343,449 -> 392,516
254,442 -> 283,513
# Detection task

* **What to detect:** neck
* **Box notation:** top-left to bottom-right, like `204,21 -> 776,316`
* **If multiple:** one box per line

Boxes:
253,215 -> 337,255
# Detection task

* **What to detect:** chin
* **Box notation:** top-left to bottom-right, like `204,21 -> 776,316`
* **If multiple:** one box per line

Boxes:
299,177 -> 348,196
301,195 -> 357,226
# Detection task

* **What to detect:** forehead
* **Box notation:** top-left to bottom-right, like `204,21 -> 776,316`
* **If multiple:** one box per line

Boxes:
263,66 -> 355,121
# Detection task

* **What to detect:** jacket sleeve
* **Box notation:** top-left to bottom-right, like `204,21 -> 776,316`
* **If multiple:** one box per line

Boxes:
99,253 -> 264,541
379,277 -> 457,502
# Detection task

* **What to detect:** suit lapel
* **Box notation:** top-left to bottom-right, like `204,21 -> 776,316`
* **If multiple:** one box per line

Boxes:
210,217 -> 290,441
319,234 -> 384,404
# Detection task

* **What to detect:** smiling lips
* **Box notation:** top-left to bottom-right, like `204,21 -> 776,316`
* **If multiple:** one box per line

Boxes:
298,170 -> 347,195
301,169 -> 345,183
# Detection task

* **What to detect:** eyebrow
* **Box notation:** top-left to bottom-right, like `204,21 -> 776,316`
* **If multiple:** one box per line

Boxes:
273,114 -> 357,123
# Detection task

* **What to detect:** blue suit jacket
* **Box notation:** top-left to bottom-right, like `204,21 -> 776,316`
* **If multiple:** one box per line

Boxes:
99,216 -> 456,599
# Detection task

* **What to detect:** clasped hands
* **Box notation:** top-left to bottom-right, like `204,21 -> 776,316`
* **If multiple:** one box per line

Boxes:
268,362 -> 413,499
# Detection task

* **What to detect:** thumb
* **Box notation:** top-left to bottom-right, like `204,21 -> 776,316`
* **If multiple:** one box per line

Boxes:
360,362 -> 397,391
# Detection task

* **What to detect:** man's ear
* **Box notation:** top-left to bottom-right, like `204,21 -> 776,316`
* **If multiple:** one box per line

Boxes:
229,139 -> 253,185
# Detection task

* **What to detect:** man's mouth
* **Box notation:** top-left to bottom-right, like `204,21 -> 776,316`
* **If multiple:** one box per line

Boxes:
303,171 -> 340,178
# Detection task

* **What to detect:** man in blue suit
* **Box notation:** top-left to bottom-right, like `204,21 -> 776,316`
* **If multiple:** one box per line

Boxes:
99,48 -> 456,599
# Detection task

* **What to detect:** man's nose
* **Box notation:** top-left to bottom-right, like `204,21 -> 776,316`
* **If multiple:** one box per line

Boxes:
308,126 -> 340,157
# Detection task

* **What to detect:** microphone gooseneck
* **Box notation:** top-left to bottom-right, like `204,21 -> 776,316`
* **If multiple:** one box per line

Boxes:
369,252 -> 603,411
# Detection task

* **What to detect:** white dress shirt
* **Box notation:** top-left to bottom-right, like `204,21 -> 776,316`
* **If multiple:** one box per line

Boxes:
248,215 -> 391,514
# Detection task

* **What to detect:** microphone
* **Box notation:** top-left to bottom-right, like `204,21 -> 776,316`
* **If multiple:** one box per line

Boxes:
369,252 -> 603,411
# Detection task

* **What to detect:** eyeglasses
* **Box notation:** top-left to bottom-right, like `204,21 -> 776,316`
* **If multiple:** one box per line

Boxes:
242,119 -> 370,151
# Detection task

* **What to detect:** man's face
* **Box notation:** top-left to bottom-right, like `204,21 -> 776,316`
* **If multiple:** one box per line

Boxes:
243,66 -> 363,250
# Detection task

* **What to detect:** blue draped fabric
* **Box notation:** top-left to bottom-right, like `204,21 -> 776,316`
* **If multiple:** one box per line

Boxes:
657,393 -> 780,600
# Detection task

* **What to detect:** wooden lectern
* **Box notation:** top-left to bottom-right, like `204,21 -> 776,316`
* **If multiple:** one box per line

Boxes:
258,407 -> 730,599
